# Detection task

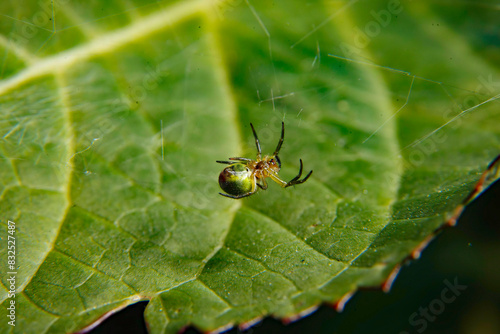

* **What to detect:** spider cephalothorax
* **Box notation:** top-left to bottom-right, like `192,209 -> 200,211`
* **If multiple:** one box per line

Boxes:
217,122 -> 312,199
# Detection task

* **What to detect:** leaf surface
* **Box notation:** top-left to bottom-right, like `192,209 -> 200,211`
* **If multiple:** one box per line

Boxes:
0,0 -> 498,333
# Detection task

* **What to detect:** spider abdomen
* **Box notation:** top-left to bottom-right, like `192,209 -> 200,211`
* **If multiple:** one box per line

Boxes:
218,163 -> 254,196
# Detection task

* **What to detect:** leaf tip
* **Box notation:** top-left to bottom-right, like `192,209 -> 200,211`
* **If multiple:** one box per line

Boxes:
204,322 -> 235,334
282,305 -> 319,325
239,316 -> 263,331
332,291 -> 355,313
381,263 -> 402,293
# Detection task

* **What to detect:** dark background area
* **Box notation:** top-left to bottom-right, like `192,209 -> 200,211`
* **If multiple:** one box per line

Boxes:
90,180 -> 500,334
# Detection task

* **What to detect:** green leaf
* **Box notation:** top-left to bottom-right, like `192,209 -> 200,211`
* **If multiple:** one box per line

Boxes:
0,0 -> 498,333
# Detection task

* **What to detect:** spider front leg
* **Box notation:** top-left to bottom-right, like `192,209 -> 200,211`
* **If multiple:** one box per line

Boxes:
284,159 -> 313,188
250,123 -> 262,160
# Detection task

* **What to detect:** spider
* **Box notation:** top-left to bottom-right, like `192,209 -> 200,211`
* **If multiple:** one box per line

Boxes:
216,122 -> 313,199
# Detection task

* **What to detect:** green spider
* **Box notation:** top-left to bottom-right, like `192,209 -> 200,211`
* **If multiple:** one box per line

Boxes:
217,122 -> 313,199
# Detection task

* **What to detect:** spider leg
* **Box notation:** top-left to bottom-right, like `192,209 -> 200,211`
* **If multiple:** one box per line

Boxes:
216,160 -> 238,164
287,159 -> 304,183
275,155 -> 281,169
257,177 -> 268,190
250,123 -> 262,160
284,159 -> 313,188
267,172 -> 287,187
273,122 -> 285,156
218,189 -> 257,199
287,170 -> 313,186
229,157 -> 253,162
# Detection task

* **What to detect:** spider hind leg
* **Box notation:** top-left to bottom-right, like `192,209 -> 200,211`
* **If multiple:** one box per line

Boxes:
219,191 -> 256,199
